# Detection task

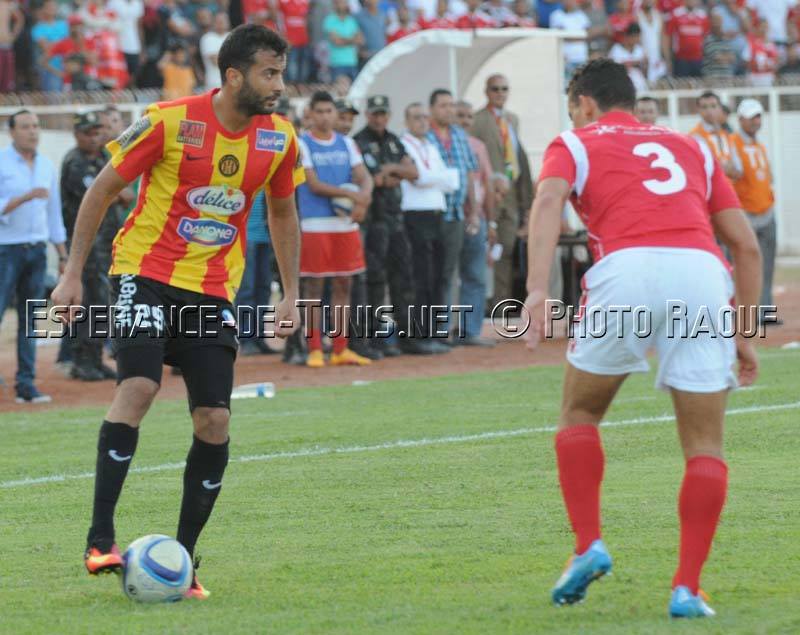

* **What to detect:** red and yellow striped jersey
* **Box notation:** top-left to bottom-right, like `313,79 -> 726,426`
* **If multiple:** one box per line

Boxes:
107,90 -> 304,301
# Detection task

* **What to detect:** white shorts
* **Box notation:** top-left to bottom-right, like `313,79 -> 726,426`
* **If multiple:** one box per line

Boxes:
566,247 -> 737,393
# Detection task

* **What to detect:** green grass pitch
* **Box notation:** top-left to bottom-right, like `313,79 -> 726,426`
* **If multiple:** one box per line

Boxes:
1,350 -> 799,634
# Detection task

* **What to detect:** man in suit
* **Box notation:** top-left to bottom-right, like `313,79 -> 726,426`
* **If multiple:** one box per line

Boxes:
471,73 -> 533,306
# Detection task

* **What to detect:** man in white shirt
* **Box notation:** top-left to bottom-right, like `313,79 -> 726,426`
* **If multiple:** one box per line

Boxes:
107,0 -> 143,79
0,110 -> 67,403
401,102 -> 456,344
200,13 -> 230,90
549,0 -> 591,77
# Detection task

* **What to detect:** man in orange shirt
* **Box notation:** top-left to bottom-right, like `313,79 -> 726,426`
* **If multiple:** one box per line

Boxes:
690,91 -> 741,182
731,98 -> 779,326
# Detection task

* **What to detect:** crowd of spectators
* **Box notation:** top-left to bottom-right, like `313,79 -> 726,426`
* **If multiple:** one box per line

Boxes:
1,0 -> 799,95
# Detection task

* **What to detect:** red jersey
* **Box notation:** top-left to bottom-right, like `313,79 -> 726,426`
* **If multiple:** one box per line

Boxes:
746,35 -> 778,74
666,6 -> 709,62
387,23 -> 422,43
421,16 -> 457,28
455,11 -> 497,29
657,0 -> 680,14
538,111 -> 740,264
609,12 -> 636,43
278,0 -> 309,47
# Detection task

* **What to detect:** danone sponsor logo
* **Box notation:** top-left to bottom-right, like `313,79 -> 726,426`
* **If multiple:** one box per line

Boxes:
177,217 -> 238,246
187,186 -> 246,216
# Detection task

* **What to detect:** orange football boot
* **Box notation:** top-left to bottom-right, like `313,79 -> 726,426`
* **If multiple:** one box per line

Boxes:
184,574 -> 210,600
84,544 -> 123,575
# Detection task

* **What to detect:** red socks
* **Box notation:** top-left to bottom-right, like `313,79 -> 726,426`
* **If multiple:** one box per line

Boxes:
555,427 -> 726,592
332,335 -> 348,354
673,455 -> 728,594
555,425 -> 605,555
307,328 -> 322,352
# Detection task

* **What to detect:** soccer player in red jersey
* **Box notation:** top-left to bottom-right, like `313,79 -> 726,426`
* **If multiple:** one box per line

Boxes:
524,59 -> 761,618
51,25 -> 305,599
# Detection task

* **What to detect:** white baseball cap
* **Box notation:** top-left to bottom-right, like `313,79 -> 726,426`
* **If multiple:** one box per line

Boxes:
737,98 -> 764,119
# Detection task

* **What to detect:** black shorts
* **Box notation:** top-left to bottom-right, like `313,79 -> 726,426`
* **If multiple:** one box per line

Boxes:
110,274 -> 238,410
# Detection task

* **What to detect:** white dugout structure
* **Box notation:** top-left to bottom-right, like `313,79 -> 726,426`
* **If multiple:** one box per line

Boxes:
0,28 -> 798,253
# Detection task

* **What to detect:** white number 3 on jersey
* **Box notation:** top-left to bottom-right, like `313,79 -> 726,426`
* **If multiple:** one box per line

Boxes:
633,142 -> 687,195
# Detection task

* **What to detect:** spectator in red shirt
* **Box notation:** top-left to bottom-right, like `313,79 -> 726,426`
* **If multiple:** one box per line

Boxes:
658,0 -> 681,16
665,0 -> 709,77
387,4 -> 421,42
744,19 -> 779,86
278,0 -> 311,82
456,0 -> 497,29
420,0 -> 456,29
81,0 -> 130,88
609,0 -> 636,44
45,16 -> 98,88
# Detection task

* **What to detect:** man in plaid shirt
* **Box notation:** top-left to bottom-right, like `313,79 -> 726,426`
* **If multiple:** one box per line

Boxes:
427,88 -> 479,340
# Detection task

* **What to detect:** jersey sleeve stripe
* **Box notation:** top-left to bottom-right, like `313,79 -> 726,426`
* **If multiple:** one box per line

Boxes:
560,130 -> 590,195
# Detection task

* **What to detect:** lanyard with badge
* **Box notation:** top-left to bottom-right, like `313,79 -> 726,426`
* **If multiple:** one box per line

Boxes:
403,133 -> 431,170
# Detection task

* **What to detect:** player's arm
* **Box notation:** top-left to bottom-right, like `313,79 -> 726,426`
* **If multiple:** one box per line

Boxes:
712,208 -> 762,385
51,164 -> 129,311
707,155 -> 762,385
383,155 -> 419,182
524,177 -> 571,348
350,163 -> 374,224
303,167 -> 370,204
266,193 -> 302,336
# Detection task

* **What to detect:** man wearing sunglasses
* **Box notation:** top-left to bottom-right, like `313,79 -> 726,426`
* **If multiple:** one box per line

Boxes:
471,74 -> 533,309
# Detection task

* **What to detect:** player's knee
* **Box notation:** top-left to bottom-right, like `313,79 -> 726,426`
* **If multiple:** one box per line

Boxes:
110,377 -> 160,424
192,407 -> 230,444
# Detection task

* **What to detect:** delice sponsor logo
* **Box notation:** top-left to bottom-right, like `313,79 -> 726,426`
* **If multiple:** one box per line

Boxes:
177,218 -> 238,246
187,186 -> 246,216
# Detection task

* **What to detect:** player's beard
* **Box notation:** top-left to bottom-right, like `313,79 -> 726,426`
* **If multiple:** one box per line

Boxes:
236,78 -> 277,117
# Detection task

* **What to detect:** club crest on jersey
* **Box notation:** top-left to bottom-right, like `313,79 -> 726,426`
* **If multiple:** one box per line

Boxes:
177,217 -> 237,246
116,115 -> 152,150
177,119 -> 207,147
187,185 -> 246,216
218,154 -> 240,177
256,129 -> 287,152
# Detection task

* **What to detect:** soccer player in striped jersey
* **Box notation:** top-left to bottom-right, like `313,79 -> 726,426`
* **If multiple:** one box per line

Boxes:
51,25 -> 305,599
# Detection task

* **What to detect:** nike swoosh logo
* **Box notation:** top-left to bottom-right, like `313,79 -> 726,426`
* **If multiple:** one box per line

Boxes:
186,154 -> 209,161
202,480 -> 222,490
108,450 -> 132,462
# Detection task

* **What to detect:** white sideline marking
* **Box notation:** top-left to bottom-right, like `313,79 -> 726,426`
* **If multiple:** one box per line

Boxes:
1,401 -> 799,490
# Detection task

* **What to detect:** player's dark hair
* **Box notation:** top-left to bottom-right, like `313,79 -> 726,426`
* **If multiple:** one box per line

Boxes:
310,90 -> 335,109
566,58 -> 636,112
636,96 -> 657,105
9,109 -> 32,129
429,88 -> 452,107
218,24 -> 288,84
697,90 -> 720,105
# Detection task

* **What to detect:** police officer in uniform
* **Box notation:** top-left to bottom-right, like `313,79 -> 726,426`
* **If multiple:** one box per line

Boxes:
60,112 -> 116,381
354,96 -> 437,355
